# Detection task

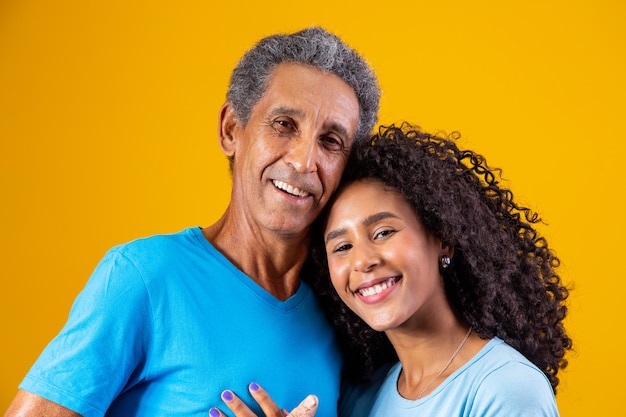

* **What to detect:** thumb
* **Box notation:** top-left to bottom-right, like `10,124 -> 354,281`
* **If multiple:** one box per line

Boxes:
287,395 -> 318,417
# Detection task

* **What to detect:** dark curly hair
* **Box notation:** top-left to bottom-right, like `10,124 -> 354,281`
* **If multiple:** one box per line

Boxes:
302,123 -> 572,392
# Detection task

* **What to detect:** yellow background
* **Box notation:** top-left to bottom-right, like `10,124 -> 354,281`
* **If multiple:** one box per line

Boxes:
1,0 -> 624,415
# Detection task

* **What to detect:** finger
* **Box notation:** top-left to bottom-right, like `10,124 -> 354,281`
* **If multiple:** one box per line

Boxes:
248,382 -> 284,417
209,407 -> 228,417
220,389 -> 257,417
286,395 -> 318,417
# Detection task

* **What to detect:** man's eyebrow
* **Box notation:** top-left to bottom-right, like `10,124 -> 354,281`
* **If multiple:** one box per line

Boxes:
324,121 -> 350,141
325,212 -> 399,244
268,106 -> 351,140
268,106 -> 304,119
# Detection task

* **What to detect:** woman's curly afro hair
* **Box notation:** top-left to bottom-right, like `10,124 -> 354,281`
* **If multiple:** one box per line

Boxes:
302,123 -> 572,392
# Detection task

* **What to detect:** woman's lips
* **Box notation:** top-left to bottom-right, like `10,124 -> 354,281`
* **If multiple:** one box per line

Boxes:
354,277 -> 400,297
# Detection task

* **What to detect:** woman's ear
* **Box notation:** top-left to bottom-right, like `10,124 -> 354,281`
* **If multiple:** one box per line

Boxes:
218,102 -> 240,157
441,242 -> 455,259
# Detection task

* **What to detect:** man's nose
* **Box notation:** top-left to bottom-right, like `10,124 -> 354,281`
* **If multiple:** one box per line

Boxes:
285,135 -> 317,173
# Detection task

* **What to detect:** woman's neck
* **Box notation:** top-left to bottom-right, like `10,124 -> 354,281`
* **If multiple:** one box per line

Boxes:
387,321 -> 486,400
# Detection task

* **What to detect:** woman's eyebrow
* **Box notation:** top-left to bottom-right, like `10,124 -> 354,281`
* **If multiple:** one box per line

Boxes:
363,211 -> 399,226
325,212 -> 399,244
325,227 -> 346,244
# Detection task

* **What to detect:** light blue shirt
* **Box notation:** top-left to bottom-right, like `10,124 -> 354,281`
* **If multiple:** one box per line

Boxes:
341,338 -> 559,417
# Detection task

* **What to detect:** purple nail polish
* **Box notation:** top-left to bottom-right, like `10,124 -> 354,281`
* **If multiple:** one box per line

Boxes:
250,382 -> 260,392
221,390 -> 234,402
209,408 -> 220,417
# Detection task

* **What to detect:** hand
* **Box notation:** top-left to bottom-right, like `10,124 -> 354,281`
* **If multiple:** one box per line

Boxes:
209,382 -> 318,417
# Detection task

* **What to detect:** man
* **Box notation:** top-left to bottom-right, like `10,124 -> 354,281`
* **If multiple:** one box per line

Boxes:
5,27 -> 379,417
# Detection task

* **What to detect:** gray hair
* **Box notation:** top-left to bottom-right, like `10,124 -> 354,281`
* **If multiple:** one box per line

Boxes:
227,27 -> 380,142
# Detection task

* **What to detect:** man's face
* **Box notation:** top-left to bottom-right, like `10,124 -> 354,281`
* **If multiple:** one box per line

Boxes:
224,62 -> 360,238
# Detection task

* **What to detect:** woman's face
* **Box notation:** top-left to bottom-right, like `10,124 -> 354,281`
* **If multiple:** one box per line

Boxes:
324,179 -> 452,332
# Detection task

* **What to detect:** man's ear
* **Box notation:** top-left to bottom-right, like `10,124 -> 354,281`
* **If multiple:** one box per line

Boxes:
218,102 -> 240,157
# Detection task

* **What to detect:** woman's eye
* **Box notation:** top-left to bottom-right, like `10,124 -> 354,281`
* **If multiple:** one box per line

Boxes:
374,229 -> 395,240
334,243 -> 352,253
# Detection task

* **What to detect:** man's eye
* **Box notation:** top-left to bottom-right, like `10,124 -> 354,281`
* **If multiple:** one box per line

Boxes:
321,135 -> 343,150
273,119 -> 294,133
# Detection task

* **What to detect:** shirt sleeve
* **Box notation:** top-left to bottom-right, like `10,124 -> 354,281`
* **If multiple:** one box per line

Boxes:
471,361 -> 560,417
19,248 -> 154,417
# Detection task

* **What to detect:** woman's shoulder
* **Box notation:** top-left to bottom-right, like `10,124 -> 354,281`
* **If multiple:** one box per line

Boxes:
475,338 -> 544,373
465,338 -> 558,416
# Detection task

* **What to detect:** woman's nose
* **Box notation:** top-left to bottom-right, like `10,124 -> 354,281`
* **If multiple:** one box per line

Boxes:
351,242 -> 381,272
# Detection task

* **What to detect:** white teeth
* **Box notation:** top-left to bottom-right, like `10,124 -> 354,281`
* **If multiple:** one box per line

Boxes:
357,277 -> 398,297
273,180 -> 309,197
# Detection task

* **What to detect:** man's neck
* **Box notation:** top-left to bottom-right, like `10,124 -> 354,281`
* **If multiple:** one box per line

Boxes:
202,212 -> 310,301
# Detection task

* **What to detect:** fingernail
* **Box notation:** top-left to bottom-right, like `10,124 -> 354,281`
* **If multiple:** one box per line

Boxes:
221,390 -> 234,402
209,408 -> 220,417
249,382 -> 260,392
303,395 -> 317,409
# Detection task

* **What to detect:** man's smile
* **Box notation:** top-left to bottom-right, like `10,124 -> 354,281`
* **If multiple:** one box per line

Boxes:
272,179 -> 312,198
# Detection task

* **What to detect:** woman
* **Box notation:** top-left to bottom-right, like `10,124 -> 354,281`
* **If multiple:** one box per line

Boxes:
214,123 -> 571,416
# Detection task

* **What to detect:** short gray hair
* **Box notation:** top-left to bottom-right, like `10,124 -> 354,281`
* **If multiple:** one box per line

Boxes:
227,27 -> 380,142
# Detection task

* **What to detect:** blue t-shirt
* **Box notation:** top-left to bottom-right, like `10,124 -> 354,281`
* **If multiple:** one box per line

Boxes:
20,228 -> 342,417
340,338 -> 558,417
